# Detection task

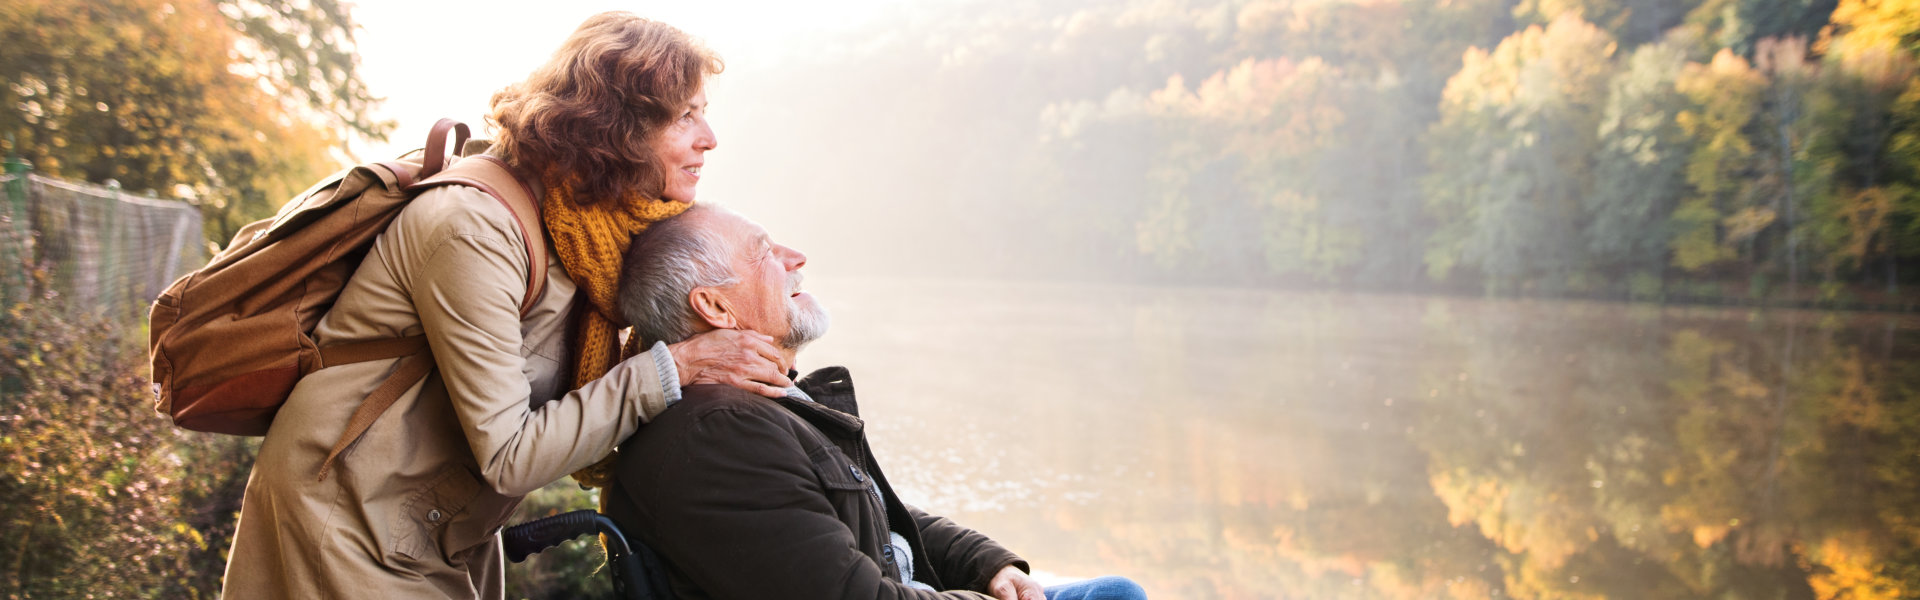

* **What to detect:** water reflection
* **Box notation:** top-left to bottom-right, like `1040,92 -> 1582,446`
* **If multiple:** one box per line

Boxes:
794,278 -> 1920,599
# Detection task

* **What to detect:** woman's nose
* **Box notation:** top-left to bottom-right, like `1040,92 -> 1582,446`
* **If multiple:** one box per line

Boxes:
696,119 -> 717,151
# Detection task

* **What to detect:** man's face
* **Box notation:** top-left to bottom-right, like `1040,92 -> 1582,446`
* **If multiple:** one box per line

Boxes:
704,210 -> 828,349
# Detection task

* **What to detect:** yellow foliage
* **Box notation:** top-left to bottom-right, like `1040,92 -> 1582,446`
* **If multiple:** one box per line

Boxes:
1669,49 -> 1770,272
1806,535 -> 1909,600
0,0 -> 347,243
1830,0 -> 1920,55
1721,206 -> 1779,245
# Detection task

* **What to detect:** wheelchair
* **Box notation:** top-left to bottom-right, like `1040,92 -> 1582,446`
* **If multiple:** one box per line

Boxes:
502,510 -> 674,600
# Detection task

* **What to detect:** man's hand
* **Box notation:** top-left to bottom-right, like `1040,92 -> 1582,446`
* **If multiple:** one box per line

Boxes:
987,565 -> 1045,600
668,329 -> 792,397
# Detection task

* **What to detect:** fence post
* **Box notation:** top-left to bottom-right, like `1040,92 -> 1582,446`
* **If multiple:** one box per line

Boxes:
3,144 -> 28,223
3,137 -> 31,305
102,179 -> 123,318
3,134 -> 26,198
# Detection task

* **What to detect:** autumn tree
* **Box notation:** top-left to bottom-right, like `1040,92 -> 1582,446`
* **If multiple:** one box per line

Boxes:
1425,15 -> 1620,293
1135,58 -> 1358,280
1672,49 -> 1768,275
1683,0 -> 1840,57
1588,39 -> 1696,293
1514,0 -> 1704,46
1827,0 -> 1920,56
0,0 -> 388,243
1803,0 -> 1920,296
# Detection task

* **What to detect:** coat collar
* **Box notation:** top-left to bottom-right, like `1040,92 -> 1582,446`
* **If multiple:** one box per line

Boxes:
775,366 -> 863,435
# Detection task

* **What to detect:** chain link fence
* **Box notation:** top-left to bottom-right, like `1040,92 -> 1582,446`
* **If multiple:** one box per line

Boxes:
0,167 -> 206,325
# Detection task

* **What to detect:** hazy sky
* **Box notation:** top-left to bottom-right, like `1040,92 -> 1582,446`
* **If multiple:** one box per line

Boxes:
349,0 -> 921,160
347,0 -> 994,281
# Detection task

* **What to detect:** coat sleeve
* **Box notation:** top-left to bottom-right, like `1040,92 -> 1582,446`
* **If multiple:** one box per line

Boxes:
406,188 -> 669,496
620,401 -> 993,600
909,505 -> 1027,594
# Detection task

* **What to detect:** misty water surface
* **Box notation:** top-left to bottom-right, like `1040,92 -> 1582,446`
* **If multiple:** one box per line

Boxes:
795,277 -> 1920,600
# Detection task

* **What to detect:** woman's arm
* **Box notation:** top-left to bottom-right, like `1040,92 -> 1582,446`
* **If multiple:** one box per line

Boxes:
408,219 -> 664,496
668,328 -> 792,396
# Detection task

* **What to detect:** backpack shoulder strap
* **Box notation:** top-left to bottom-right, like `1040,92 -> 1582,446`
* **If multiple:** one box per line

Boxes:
314,154 -> 548,482
410,155 -> 548,317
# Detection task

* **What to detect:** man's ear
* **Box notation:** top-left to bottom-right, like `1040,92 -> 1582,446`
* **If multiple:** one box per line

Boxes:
688,287 -> 737,330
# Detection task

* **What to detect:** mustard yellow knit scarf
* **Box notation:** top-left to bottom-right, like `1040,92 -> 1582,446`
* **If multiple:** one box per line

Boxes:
542,179 -> 689,488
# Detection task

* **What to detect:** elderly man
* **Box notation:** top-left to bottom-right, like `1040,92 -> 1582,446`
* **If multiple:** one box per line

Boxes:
602,204 -> 1146,600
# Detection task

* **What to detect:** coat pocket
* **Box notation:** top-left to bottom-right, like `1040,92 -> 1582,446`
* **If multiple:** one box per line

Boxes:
805,444 -> 888,557
807,445 -> 872,493
390,464 -> 483,561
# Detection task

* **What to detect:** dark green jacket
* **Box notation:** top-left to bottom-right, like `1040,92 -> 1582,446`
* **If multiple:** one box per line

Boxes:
604,366 -> 1028,600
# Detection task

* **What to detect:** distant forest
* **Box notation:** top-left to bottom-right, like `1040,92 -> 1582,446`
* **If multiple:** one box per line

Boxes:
723,0 -> 1920,305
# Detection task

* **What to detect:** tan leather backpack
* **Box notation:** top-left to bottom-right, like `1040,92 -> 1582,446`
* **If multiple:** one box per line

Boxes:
147,119 -> 547,479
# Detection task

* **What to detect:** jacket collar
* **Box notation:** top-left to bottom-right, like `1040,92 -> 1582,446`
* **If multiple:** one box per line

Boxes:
776,366 -> 863,435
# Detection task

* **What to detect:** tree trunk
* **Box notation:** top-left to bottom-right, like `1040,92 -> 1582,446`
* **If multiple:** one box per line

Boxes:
1888,252 -> 1898,298
1779,116 -> 1799,300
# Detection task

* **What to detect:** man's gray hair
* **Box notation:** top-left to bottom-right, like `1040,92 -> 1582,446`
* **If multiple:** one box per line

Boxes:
618,204 -> 738,346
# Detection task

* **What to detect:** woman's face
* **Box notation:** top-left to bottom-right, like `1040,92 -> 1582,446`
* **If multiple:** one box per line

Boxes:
651,88 -> 716,203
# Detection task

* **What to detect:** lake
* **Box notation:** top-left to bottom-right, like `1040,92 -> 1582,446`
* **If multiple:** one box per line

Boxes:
794,277 -> 1920,600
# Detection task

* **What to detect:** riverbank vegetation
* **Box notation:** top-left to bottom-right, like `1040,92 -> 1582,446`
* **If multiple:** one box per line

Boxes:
726,0 -> 1920,310
0,1 -> 381,596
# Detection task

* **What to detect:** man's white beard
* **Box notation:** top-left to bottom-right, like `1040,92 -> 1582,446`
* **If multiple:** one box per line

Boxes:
783,295 -> 831,350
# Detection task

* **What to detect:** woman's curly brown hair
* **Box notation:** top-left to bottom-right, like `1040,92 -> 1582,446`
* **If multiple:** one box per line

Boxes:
488,12 -> 723,204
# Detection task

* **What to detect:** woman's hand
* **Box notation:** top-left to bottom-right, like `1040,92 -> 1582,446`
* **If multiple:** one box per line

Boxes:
987,565 -> 1045,600
667,329 -> 792,397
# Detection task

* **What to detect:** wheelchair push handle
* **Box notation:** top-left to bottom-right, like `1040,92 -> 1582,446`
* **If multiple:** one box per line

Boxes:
503,509 -> 674,600
502,509 -> 633,563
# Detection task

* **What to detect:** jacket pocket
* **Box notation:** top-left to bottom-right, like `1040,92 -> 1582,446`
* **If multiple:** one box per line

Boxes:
806,444 -> 889,566
390,464 -> 483,562
807,444 -> 871,494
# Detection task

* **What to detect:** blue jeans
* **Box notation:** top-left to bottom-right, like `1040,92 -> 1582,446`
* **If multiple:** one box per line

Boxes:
1045,576 -> 1148,600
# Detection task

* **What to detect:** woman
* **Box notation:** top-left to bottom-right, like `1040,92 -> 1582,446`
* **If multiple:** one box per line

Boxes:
222,13 -> 785,598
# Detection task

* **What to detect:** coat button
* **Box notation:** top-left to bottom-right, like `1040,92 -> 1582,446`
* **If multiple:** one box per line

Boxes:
427,509 -> 442,523
849,465 -> 865,482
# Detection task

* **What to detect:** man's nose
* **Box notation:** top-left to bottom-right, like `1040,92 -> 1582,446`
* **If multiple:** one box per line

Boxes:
777,243 -> 806,270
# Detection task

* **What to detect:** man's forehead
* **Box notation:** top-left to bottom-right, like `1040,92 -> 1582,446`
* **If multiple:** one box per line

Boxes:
698,209 -> 766,248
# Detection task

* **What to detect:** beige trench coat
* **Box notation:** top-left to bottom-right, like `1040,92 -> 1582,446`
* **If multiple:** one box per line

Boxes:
221,182 -> 671,598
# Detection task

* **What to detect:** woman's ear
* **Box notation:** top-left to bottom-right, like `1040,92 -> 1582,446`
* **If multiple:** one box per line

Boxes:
688,287 -> 737,330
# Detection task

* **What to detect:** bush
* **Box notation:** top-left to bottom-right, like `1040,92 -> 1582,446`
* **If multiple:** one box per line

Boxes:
0,299 -> 250,598
0,295 -> 607,599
